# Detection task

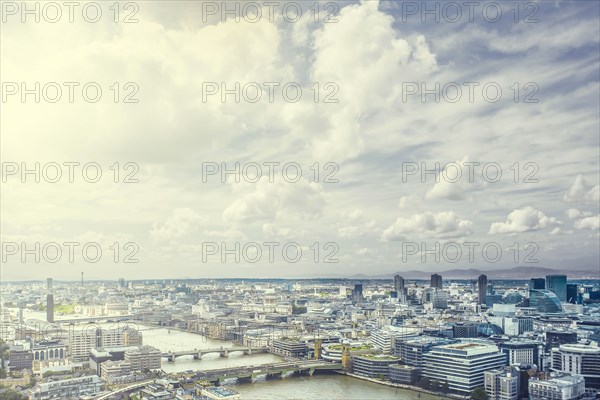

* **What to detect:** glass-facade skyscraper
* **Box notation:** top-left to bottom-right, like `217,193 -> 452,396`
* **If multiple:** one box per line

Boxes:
530,289 -> 563,313
530,278 -> 545,290
546,274 -> 567,302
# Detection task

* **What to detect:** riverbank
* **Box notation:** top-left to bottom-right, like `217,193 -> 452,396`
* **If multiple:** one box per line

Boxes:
337,371 -> 466,400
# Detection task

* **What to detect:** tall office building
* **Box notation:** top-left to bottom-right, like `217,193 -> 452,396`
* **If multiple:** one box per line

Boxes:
430,274 -> 443,289
530,278 -> 545,290
352,284 -> 364,304
46,277 -> 54,323
394,275 -> 405,292
546,274 -> 567,302
478,274 -> 488,305
423,341 -> 507,396
46,294 -> 54,323
566,284 -> 579,304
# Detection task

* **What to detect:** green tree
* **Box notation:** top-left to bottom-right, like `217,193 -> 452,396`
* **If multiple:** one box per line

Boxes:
0,389 -> 28,400
471,386 -> 489,400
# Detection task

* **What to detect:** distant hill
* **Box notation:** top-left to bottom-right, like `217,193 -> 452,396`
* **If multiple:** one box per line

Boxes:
348,266 -> 599,280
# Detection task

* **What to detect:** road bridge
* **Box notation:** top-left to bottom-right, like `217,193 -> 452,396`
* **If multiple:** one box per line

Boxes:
161,346 -> 269,362
195,360 -> 342,385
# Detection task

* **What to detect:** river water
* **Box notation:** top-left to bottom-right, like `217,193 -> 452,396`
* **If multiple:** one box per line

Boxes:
18,314 -> 443,400
141,327 -> 444,400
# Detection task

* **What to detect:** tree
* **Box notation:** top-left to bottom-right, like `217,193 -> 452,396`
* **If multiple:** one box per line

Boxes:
417,376 -> 431,390
440,380 -> 450,393
0,389 -> 28,400
471,386 -> 489,400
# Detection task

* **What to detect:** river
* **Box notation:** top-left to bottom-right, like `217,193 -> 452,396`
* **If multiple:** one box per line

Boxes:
17,314 -> 446,399
141,327 -> 445,400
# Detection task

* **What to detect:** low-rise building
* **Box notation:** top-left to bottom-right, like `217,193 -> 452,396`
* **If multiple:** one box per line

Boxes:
352,354 -> 400,379
100,360 -> 132,383
389,364 -> 419,385
529,375 -> 586,400
29,375 -> 104,400
124,345 -> 161,371
484,366 -> 520,400
271,339 -> 307,358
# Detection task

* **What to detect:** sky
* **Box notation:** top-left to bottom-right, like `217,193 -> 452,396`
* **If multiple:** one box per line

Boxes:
1,0 -> 599,280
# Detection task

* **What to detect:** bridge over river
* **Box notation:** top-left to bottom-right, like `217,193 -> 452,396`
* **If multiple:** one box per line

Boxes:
162,346 -> 269,361
194,360 -> 342,385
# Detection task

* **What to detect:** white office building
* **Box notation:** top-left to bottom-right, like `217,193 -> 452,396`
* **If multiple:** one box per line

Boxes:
423,341 -> 507,395
529,375 -> 586,400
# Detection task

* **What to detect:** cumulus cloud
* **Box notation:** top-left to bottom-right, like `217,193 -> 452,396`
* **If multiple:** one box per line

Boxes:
356,248 -> 372,256
574,215 -> 600,230
222,177 -> 325,224
564,175 -> 600,203
489,207 -> 560,234
381,211 -> 472,241
150,208 -> 206,241
425,157 -> 479,201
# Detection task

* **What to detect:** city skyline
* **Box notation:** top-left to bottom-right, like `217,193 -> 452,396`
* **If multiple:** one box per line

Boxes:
1,0 -> 599,281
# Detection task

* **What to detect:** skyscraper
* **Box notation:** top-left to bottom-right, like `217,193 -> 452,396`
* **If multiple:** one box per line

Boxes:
46,294 -> 54,323
352,284 -> 364,304
546,274 -> 567,302
430,274 -> 443,289
394,275 -> 405,292
46,278 -> 53,292
478,274 -> 488,305
530,278 -> 545,290
566,284 -> 579,304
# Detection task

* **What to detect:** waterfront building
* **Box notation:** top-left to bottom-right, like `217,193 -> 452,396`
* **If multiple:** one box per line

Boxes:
394,336 -> 458,367
352,354 -> 400,379
124,345 -> 162,372
389,364 -> 420,385
69,327 -> 142,362
271,338 -> 308,357
423,341 -> 507,395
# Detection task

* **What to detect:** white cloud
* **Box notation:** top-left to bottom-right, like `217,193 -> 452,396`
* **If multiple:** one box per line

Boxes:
489,207 -> 560,234
381,211 -> 472,241
150,208 -> 206,241
574,215 -> 600,230
564,175 -> 600,203
356,248 -> 372,256
222,177 -> 325,224
566,208 -> 593,219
